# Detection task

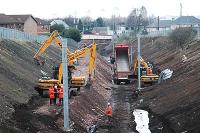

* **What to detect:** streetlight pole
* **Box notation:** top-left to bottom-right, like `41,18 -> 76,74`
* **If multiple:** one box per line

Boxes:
62,39 -> 70,131
83,21 -> 85,34
137,35 -> 141,90
112,14 -> 116,55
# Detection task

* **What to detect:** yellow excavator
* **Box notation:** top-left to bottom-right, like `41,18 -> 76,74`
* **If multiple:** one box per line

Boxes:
33,31 -> 96,96
133,56 -> 159,85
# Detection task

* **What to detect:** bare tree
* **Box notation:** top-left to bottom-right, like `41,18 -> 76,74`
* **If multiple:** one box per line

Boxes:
126,6 -> 148,33
63,15 -> 76,27
169,27 -> 197,49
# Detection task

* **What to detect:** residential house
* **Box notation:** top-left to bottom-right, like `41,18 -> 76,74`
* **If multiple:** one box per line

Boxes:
92,27 -> 113,35
147,20 -> 172,32
171,16 -> 200,30
35,18 -> 50,34
116,25 -> 129,35
0,14 -> 38,34
50,20 -> 70,29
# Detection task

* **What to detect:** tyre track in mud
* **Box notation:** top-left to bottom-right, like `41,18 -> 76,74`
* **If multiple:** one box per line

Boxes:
110,84 -> 136,133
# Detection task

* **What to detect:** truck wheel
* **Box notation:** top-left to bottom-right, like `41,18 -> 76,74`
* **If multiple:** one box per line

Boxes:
141,83 -> 145,87
35,87 -> 43,96
69,91 -> 73,99
77,88 -> 81,96
113,79 -> 116,84
38,89 -> 43,96
116,81 -> 120,85
72,90 -> 77,96
41,90 -> 48,98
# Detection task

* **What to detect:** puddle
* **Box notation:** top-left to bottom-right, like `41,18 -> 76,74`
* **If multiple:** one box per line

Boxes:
133,109 -> 151,133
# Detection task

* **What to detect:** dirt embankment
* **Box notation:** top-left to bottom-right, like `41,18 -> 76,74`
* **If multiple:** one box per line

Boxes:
67,55 -> 112,132
131,37 -> 200,132
0,39 -> 65,125
0,39 -> 112,132
0,55 -> 112,133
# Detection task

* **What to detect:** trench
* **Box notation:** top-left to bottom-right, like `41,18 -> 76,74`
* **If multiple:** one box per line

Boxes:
94,82 -> 177,133
110,85 -> 135,133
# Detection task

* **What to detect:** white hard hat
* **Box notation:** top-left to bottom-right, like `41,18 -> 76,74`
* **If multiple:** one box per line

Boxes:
61,86 -> 63,88
107,102 -> 111,106
54,86 -> 57,88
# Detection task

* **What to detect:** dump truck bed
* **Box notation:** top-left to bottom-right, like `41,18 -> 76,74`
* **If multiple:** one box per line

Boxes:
113,44 -> 131,84
116,48 -> 130,72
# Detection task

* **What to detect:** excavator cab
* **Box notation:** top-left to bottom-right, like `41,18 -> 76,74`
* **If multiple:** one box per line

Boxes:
68,65 -> 86,88
133,57 -> 159,86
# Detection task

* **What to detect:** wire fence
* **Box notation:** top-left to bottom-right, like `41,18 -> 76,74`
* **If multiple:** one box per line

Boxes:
145,27 -> 200,38
145,30 -> 172,37
0,27 -> 78,50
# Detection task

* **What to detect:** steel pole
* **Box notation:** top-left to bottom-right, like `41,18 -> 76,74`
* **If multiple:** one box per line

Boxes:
83,21 -> 85,34
137,35 -> 141,90
62,39 -> 70,131
130,46 -> 133,66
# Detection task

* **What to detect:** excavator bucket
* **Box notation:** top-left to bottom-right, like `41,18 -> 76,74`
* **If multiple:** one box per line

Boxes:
141,74 -> 159,83
71,76 -> 86,87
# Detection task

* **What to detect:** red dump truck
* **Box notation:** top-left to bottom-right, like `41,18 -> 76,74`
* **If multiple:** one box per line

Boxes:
111,43 -> 131,84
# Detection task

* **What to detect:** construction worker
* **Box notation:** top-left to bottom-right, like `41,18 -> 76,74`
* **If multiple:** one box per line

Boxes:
182,55 -> 187,62
105,102 -> 113,122
48,86 -> 55,105
58,86 -> 64,105
147,67 -> 153,75
54,85 -> 58,104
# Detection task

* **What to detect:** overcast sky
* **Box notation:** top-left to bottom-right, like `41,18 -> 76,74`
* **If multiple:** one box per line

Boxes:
0,0 -> 199,19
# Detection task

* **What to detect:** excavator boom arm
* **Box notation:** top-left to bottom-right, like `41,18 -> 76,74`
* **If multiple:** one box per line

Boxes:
34,30 -> 96,85
89,43 -> 96,79
133,56 -> 149,73
33,31 -> 60,60
60,43 -> 97,82
67,43 -> 97,80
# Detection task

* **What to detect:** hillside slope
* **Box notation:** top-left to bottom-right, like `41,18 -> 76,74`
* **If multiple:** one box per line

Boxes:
0,39 -> 65,124
0,39 -> 112,132
133,37 -> 200,132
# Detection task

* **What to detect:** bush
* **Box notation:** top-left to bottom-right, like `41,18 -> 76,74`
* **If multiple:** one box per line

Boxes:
50,24 -> 65,33
169,27 -> 197,49
62,28 -> 81,42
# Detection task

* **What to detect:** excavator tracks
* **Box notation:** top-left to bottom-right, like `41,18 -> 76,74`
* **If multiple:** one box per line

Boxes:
110,85 -> 136,133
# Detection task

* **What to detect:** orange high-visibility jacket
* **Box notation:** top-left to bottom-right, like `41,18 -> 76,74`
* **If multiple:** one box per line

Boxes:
58,88 -> 63,99
105,105 -> 113,117
147,68 -> 153,75
48,87 -> 55,99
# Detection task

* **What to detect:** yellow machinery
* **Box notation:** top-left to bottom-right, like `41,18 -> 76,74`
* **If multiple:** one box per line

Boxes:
133,56 -> 159,85
33,31 -> 96,96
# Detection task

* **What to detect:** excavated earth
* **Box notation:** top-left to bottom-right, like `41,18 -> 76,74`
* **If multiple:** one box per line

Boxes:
129,37 -> 200,132
0,36 -> 200,133
0,39 -> 112,132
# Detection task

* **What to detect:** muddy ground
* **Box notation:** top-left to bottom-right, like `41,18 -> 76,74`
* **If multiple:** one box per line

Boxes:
0,39 -> 112,132
129,37 -> 200,132
0,39 -> 64,125
0,36 -> 200,133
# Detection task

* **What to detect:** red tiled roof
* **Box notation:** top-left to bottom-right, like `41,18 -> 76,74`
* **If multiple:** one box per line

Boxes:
0,14 -> 37,24
9,15 -> 38,23
35,17 -> 50,25
0,14 -> 22,24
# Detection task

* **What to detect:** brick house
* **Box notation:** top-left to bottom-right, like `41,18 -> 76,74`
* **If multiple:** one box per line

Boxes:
92,27 -> 113,35
35,17 -> 50,34
0,14 -> 38,34
171,16 -> 200,30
